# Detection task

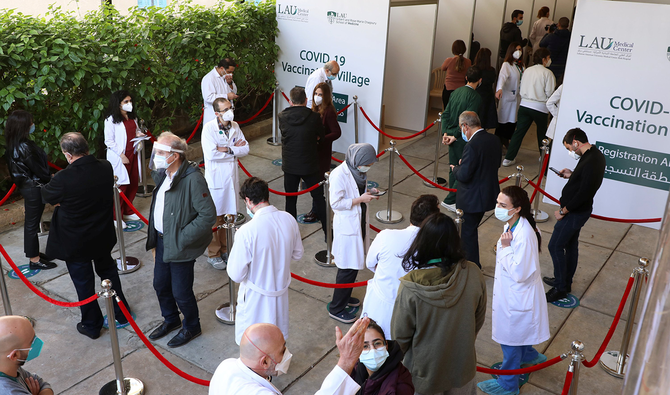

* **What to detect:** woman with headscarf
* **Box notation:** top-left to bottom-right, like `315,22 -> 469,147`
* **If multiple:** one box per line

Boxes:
328,143 -> 380,324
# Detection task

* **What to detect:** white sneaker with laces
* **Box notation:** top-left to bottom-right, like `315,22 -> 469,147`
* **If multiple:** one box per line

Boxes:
208,257 -> 227,270
502,159 -> 516,167
440,202 -> 457,212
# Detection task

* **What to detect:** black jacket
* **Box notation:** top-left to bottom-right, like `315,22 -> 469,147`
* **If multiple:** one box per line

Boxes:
351,341 -> 414,395
559,146 -> 606,214
499,22 -> 528,58
5,140 -> 51,189
41,155 -> 117,261
279,106 -> 325,176
540,29 -> 571,67
452,130 -> 502,213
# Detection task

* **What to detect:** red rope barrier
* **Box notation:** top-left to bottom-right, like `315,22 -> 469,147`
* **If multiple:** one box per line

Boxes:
237,161 -> 323,196
0,184 -> 17,207
582,275 -> 635,368
337,103 -> 352,115
530,152 -> 551,204
291,273 -> 368,288
376,150 -> 387,159
281,91 -> 290,103
476,355 -> 564,375
48,162 -> 63,171
117,299 -> 210,386
370,225 -> 381,233
145,129 -> 157,142
185,108 -> 205,144
0,244 -> 100,308
119,191 -> 149,225
331,156 -> 343,163
498,176 -> 511,185
396,153 -> 456,192
359,107 -> 434,140
237,93 -> 275,125
561,370 -> 574,395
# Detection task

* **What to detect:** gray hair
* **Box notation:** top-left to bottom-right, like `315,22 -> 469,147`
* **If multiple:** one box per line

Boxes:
324,60 -> 339,72
158,131 -> 187,160
458,111 -> 481,128
60,132 -> 89,156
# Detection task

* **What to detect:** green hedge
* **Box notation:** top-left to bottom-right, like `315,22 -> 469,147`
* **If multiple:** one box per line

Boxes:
0,0 -> 278,160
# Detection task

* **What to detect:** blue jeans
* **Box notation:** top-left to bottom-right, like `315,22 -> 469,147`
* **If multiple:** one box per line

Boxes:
153,236 -> 200,332
548,210 -> 591,292
498,344 -> 540,391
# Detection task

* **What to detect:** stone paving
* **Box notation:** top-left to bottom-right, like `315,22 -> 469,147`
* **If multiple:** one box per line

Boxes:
0,119 -> 661,394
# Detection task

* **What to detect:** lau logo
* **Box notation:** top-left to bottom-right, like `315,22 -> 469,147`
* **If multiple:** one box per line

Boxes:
579,35 -> 614,50
277,4 -> 298,15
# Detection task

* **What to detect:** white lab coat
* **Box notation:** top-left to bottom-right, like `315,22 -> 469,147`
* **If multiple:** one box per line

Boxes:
545,85 -> 563,140
492,217 -> 550,346
201,67 -> 238,125
529,18 -> 553,53
227,205 -> 304,345
329,163 -> 369,270
209,358 -> 361,395
104,116 -> 139,186
305,67 -> 327,108
361,225 -> 419,338
496,62 -> 522,124
202,119 -> 250,215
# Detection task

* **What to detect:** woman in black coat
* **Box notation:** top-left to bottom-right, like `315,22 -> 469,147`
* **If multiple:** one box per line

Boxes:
4,110 -> 57,270
474,48 -> 499,130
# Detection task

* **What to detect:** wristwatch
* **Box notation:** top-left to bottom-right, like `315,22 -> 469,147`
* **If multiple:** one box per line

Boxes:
559,208 -> 566,216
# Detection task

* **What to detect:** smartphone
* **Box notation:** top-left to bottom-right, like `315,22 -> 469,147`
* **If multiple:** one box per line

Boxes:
549,167 -> 562,176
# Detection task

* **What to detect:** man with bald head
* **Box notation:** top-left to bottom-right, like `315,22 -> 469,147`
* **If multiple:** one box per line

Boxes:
305,60 -> 339,108
209,318 -> 370,395
0,316 -> 53,395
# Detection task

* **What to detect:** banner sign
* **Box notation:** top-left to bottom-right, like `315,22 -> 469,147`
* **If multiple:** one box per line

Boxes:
545,0 -> 670,228
275,1 -> 391,153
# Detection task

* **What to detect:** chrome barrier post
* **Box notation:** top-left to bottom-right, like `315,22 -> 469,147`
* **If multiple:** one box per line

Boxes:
136,120 -> 154,197
267,82 -> 281,146
99,280 -> 144,395
454,209 -> 464,237
531,139 -> 550,222
216,214 -> 237,324
376,141 -> 403,224
600,257 -> 650,378
353,95 -> 359,144
0,256 -> 12,315
315,173 -> 335,267
113,176 -> 141,274
568,340 -> 585,395
423,114 -> 447,187
515,165 -> 524,187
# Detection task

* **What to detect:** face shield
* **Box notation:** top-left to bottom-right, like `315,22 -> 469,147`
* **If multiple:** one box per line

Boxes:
149,142 -> 184,171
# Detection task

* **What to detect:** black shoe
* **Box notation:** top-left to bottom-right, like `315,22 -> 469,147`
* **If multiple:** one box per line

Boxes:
347,297 -> 360,307
77,323 -> 100,339
546,287 -> 568,303
302,211 -> 318,223
543,277 -> 571,293
148,320 -> 182,340
29,258 -> 57,270
167,327 -> 202,348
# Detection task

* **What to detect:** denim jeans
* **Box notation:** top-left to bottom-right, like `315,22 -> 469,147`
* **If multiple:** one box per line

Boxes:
153,236 -> 200,332
497,344 -> 540,391
548,210 -> 592,292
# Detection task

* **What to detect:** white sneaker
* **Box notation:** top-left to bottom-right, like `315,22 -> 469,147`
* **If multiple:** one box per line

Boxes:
123,214 -> 140,221
440,202 -> 457,213
502,159 -> 516,167
114,220 -> 127,229
208,257 -> 227,270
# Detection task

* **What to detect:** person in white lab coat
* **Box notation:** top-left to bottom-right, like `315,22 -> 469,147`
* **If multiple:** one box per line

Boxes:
361,194 -> 440,338
201,58 -> 239,125
202,97 -> 249,270
328,144 -> 379,324
209,318 -> 370,395
545,84 -> 563,140
477,185 -> 550,395
227,177 -> 304,345
305,60 -> 339,108
103,90 -> 144,226
494,42 -> 524,150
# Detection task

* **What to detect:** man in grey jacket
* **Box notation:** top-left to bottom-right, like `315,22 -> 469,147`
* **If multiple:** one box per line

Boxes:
146,132 -> 216,348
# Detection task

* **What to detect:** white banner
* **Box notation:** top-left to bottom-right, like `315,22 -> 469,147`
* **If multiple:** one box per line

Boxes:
546,0 -> 670,228
274,1 -> 391,153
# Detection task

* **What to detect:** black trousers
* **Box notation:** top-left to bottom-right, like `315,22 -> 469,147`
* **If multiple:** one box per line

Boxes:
66,255 -> 130,330
284,172 -> 327,236
461,211 -> 485,269
20,186 -> 45,258
329,269 -> 358,315
441,86 -> 454,110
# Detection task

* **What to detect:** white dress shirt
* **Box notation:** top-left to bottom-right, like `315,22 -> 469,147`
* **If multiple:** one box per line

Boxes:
153,170 -> 175,233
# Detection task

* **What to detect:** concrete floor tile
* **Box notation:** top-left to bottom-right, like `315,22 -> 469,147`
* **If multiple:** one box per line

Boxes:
283,350 -> 339,394
239,153 -> 286,183
246,134 -> 285,161
616,224 -> 660,260
368,191 -> 421,230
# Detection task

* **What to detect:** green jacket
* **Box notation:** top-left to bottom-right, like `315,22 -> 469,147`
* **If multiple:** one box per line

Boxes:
391,262 -> 487,394
146,161 -> 216,262
441,85 -> 483,137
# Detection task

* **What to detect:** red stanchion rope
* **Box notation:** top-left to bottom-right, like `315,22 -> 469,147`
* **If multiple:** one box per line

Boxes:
331,156 -> 343,163
0,184 -> 17,207
237,93 -> 275,125
116,299 -> 210,386
236,161 -> 323,196
498,176 -> 511,185
530,152 -> 551,204
290,273 -> 368,288
185,108 -> 205,144
476,355 -> 564,375
370,224 -> 381,233
376,150 -> 387,159
145,129 -> 157,142
119,191 -> 149,225
48,162 -> 63,171
396,153 -> 456,192
359,107 -> 434,140
561,370 -> 574,395
281,91 -> 290,103
337,103 -> 352,115
582,275 -> 635,368
0,244 -> 100,307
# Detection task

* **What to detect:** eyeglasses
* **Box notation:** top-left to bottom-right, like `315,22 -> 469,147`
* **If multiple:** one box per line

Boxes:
362,340 -> 385,351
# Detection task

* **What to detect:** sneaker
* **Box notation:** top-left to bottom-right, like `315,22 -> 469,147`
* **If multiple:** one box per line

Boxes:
207,256 -> 227,270
477,379 -> 519,395
347,297 -> 360,307
521,353 -> 547,367
114,220 -> 127,229
440,202 -> 457,213
502,159 -> 516,167
328,308 -> 358,324
29,258 -> 57,270
221,252 -> 229,263
123,214 -> 140,221
327,303 -> 359,315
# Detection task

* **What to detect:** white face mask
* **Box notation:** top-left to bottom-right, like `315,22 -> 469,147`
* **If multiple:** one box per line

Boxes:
544,59 -> 552,68
273,348 -> 292,376
495,206 -> 515,222
221,110 -> 234,122
358,165 -> 371,173
153,155 -> 168,170
122,102 -> 133,113
314,95 -> 323,106
568,149 -> 581,160
513,50 -> 522,60
359,347 -> 389,372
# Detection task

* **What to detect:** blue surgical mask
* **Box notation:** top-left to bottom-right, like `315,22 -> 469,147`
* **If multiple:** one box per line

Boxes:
495,207 -> 514,222
10,336 -> 43,363
461,127 -> 470,142
327,74 -> 336,81
29,124 -> 35,134
516,20 -> 523,26
359,347 -> 389,372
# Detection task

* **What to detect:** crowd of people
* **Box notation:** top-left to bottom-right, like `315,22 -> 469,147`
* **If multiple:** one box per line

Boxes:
1,8 -> 608,392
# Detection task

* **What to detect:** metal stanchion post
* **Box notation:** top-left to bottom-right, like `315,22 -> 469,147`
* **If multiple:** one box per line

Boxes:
0,256 -> 12,315
454,209 -> 464,237
423,115 -> 447,187
515,165 -> 524,187
267,82 -> 281,146
376,141 -> 403,224
353,95 -> 359,144
600,257 -> 650,378
113,176 -> 141,274
315,173 -> 335,267
136,120 -> 154,197
216,214 -> 237,324
99,280 -> 144,395
568,340 -> 585,395
531,139 -> 550,222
